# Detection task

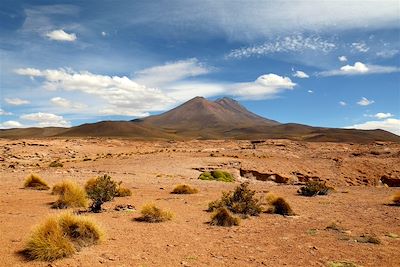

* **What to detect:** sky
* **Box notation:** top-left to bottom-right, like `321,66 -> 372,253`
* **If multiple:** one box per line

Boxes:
0,0 -> 399,135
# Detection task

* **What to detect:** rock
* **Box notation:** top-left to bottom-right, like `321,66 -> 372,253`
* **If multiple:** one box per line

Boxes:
380,175 -> 400,187
240,169 -> 291,184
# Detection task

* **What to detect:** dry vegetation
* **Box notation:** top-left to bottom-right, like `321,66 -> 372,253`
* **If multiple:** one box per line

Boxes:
392,192 -> 400,206
51,180 -> 88,209
23,173 -> 50,190
298,180 -> 333,196
209,207 -> 240,227
136,204 -> 173,223
85,174 -> 118,212
115,182 -> 132,197
171,184 -> 198,194
23,213 -> 103,261
265,193 -> 295,216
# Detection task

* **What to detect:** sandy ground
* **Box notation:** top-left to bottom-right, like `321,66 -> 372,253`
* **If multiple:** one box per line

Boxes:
0,138 -> 399,267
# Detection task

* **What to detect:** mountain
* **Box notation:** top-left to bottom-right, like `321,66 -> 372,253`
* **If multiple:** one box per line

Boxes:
133,96 -> 278,138
1,96 -> 399,143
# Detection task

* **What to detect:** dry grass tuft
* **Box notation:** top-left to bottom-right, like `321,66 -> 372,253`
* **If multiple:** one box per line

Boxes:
298,181 -> 332,197
209,207 -> 240,227
115,182 -> 132,197
208,182 -> 262,216
171,184 -> 198,194
136,204 -> 173,223
391,192 -> 400,206
51,180 -> 88,209
265,193 -> 295,216
23,213 -> 103,261
49,161 -> 63,168
24,173 -> 50,190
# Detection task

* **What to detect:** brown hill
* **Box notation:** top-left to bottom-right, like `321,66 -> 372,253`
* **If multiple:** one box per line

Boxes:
0,96 -> 399,143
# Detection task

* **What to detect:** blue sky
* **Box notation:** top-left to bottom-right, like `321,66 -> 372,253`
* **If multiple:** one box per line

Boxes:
1,0 -> 399,135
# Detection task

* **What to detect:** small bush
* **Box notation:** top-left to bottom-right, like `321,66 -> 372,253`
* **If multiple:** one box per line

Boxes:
23,213 -> 103,261
208,182 -> 263,216
24,173 -> 50,190
51,180 -> 88,209
298,181 -> 332,197
136,204 -> 173,223
171,184 -> 198,194
199,170 -> 234,182
355,234 -> 381,244
265,193 -> 295,216
327,261 -> 359,267
391,192 -> 400,206
49,161 -> 63,168
115,182 -> 132,197
85,174 -> 118,212
209,207 -> 240,227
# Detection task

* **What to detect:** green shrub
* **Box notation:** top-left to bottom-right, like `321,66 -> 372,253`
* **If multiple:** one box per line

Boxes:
209,207 -> 240,227
171,184 -> 198,194
199,170 -> 234,182
265,193 -> 295,216
136,204 -> 173,223
85,174 -> 118,212
298,181 -> 332,197
23,173 -> 50,190
208,182 -> 262,216
49,161 -> 63,168
23,212 -> 103,261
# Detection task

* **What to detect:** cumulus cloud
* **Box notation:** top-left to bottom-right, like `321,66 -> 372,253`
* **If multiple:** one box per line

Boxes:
46,29 -> 77,42
346,118 -> 400,135
134,58 -> 211,87
357,97 -> 375,106
368,112 -> 394,119
293,70 -> 309,79
339,101 -> 347,106
319,62 -> 400,76
338,56 -> 347,62
5,97 -> 30,105
50,97 -> 87,109
0,108 -> 12,115
20,112 -> 70,127
0,120 -> 23,129
227,34 -> 336,59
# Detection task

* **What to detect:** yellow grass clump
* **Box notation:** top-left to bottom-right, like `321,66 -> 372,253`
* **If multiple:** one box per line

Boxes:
136,204 -> 173,223
392,192 -> 400,206
171,184 -> 198,194
23,212 -> 104,261
116,183 -> 132,197
265,193 -> 295,216
210,207 -> 240,227
24,173 -> 50,190
51,180 -> 88,209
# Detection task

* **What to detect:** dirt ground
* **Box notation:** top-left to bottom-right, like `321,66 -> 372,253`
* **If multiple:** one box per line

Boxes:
0,138 -> 399,267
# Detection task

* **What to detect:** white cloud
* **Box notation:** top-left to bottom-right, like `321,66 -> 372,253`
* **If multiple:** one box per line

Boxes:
319,62 -> 400,76
338,56 -> 347,62
227,34 -> 336,59
101,31 -> 107,36
134,58 -> 211,87
0,120 -> 23,129
50,97 -> 87,109
20,112 -> 70,127
369,112 -> 394,119
46,29 -> 77,42
293,70 -> 309,79
339,101 -> 347,106
307,90 -> 313,93
5,97 -> 30,105
14,68 -> 42,77
357,97 -> 375,106
231,74 -> 296,100
376,49 -> 399,58
351,42 -> 369,53
346,118 -> 400,135
0,108 -> 12,115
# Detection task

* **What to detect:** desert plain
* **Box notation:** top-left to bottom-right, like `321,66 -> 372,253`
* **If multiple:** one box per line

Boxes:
0,138 -> 399,267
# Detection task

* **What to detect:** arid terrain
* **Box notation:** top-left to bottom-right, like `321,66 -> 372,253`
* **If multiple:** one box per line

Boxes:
1,138 -> 400,267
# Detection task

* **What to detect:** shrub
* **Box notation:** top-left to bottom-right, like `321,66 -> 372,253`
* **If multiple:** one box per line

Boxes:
51,180 -> 88,209
209,207 -> 240,227
208,182 -> 263,216
49,161 -> 63,168
198,170 -> 234,182
265,193 -> 295,216
327,261 -> 359,267
391,192 -> 400,206
115,182 -> 132,197
298,181 -> 332,197
85,174 -> 118,212
23,213 -> 103,261
24,173 -> 50,190
136,204 -> 173,223
171,184 -> 198,194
